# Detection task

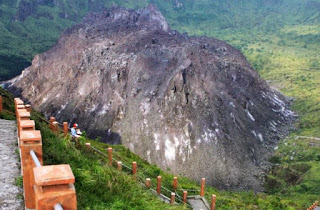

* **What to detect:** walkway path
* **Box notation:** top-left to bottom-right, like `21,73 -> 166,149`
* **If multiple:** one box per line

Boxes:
0,119 -> 23,210
187,196 -> 210,210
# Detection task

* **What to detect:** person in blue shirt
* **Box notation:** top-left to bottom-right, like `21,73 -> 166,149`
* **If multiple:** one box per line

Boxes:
71,123 -> 81,139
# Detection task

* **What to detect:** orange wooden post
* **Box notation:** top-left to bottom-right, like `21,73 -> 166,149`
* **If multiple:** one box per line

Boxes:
20,120 -> 35,131
52,121 -> 59,133
183,191 -> 188,204
14,98 -> 24,112
16,105 -> 26,126
20,130 -> 43,209
0,96 -> 2,113
171,192 -> 175,204
17,111 -> 31,144
117,161 -> 122,171
85,143 -> 91,151
132,162 -> 137,180
50,117 -> 55,123
156,176 -> 161,194
17,104 -> 25,112
200,178 -> 205,197
108,147 -> 112,166
146,178 -> 151,188
211,194 -> 217,210
19,120 -> 35,146
25,104 -> 31,112
63,122 -> 68,136
14,98 -> 23,105
173,177 -> 178,191
49,117 -> 55,131
33,164 -> 77,209
14,98 -> 24,117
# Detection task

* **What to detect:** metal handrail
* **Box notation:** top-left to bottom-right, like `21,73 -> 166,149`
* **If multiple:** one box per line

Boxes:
54,203 -> 63,210
30,150 -> 41,167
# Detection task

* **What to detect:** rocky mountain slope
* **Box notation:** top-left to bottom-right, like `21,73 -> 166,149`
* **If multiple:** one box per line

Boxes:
8,5 -> 295,191
1,0 -> 320,81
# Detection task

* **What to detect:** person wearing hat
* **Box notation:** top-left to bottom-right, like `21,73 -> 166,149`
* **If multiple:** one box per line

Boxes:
71,123 -> 81,139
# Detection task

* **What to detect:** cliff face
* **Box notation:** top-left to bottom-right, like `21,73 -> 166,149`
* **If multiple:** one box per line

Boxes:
9,5 -> 295,191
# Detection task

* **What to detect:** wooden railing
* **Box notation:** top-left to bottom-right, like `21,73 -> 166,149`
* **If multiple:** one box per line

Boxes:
1,95 -> 320,209
12,97 -> 77,210
308,201 -> 318,210
85,142 -> 217,209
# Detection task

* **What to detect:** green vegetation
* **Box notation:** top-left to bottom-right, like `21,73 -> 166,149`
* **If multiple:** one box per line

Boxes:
1,88 -> 319,209
1,0 -> 320,209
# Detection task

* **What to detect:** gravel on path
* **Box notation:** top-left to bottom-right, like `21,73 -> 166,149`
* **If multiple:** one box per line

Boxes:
0,119 -> 23,210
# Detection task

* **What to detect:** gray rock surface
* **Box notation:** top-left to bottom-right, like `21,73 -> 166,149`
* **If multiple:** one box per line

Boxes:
9,5 -> 296,191
0,119 -> 23,210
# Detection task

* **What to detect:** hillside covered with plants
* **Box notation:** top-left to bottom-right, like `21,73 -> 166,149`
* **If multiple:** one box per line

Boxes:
0,87 -> 319,209
1,0 -> 320,209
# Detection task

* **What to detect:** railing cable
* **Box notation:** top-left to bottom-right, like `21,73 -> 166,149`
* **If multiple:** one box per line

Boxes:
30,150 -> 41,167
54,203 -> 63,210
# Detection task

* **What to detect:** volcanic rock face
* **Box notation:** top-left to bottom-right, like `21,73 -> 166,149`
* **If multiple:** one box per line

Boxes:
9,5 -> 295,190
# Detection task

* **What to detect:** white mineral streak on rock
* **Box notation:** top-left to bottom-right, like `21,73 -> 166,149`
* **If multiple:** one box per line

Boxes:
42,96 -> 48,103
140,101 -> 151,115
215,128 -> 220,134
154,133 -> 160,151
98,104 -> 109,115
177,134 -> 193,162
57,104 -> 67,114
269,121 -> 277,132
165,138 -> 175,161
251,130 -> 257,137
246,109 -> 256,121
78,85 -> 86,96
147,150 -> 151,163
201,129 -> 217,144
90,104 -> 97,112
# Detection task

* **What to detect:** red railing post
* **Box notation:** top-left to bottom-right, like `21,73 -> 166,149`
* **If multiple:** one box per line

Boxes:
14,98 -> 77,210
173,177 -> 178,191
85,143 -> 91,151
25,104 -> 31,112
170,192 -> 175,204
156,176 -> 161,195
132,162 -> 137,180
20,130 -> 43,209
211,194 -> 217,210
63,122 -> 68,136
146,178 -> 151,188
33,165 -> 77,209
49,117 -> 55,131
183,191 -> 188,204
200,178 -> 205,197
108,148 -> 112,166
117,161 -> 122,171
17,110 -> 31,145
